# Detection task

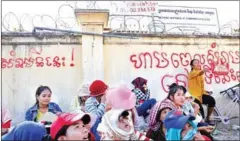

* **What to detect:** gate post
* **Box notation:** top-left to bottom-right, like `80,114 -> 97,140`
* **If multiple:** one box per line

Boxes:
75,9 -> 109,82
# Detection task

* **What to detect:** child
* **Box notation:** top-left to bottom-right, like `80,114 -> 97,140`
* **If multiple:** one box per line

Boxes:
163,110 -> 211,141
106,85 -> 150,133
97,109 -> 151,140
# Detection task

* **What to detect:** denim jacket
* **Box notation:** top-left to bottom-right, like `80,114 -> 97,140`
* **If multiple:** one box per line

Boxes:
25,102 -> 62,121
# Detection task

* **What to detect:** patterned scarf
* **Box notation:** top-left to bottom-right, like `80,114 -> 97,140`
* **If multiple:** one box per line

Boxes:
131,77 -> 147,93
148,99 -> 177,131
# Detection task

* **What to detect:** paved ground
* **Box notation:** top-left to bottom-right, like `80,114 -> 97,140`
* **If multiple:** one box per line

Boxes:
212,125 -> 240,140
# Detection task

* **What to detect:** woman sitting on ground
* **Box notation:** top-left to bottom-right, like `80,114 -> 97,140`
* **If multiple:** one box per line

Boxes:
159,83 -> 186,111
25,85 -> 62,122
157,83 -> 214,139
147,101 -> 175,141
131,77 -> 157,117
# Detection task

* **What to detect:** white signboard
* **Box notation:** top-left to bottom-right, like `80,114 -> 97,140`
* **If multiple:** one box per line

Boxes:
157,5 -> 220,34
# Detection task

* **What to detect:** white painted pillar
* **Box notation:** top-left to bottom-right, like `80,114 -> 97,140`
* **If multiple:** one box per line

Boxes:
75,9 -> 109,82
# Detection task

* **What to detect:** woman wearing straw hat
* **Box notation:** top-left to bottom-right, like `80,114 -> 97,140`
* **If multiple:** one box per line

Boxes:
70,83 -> 91,113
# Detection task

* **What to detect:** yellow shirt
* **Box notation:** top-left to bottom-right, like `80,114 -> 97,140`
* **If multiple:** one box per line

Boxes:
36,110 -> 44,122
188,69 -> 206,103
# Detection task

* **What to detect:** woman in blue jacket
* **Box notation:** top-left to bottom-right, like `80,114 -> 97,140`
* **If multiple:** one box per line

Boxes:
25,85 -> 62,122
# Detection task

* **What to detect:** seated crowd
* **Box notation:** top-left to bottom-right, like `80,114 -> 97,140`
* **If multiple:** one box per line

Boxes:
2,58 -> 217,141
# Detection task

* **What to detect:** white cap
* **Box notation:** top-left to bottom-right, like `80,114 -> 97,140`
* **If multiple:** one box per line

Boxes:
77,84 -> 90,97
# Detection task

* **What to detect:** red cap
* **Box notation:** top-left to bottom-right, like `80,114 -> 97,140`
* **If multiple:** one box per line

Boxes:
50,112 -> 91,140
2,120 -> 11,128
89,80 -> 108,96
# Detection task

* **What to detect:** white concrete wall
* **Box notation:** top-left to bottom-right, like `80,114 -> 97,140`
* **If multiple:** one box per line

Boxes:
2,34 -> 83,125
103,36 -> 239,125
2,34 -> 239,126
104,37 -> 239,99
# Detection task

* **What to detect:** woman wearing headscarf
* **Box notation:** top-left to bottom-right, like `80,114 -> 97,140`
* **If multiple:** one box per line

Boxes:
147,101 -> 176,141
97,109 -> 151,141
2,121 -> 47,140
131,77 -> 156,118
153,83 -> 213,140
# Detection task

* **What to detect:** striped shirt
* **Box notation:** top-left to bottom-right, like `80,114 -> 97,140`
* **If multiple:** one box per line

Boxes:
85,97 -> 106,118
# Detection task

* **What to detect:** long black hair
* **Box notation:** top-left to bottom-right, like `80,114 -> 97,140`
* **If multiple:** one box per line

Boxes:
35,86 -> 52,105
190,59 -> 197,71
167,83 -> 185,100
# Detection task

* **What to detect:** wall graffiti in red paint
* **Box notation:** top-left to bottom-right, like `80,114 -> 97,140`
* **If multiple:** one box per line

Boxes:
1,48 -> 75,69
130,43 -> 240,88
161,68 -> 189,93
160,67 -> 240,93
130,49 -> 239,69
